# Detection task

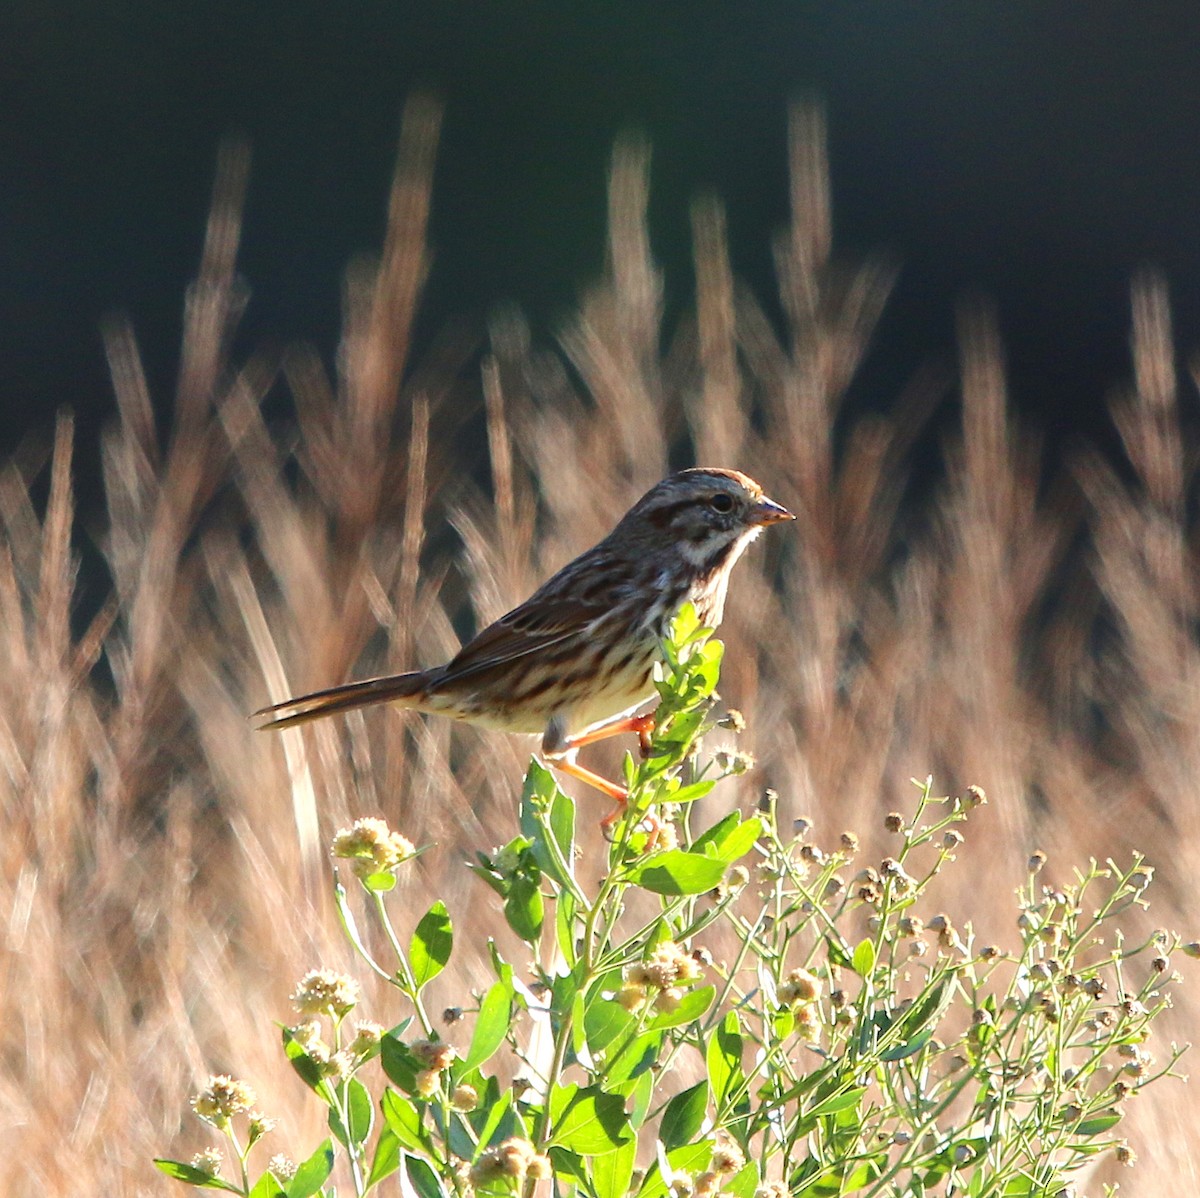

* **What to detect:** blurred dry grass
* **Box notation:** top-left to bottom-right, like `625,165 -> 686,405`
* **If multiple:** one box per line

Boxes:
3,96 -> 1198,1193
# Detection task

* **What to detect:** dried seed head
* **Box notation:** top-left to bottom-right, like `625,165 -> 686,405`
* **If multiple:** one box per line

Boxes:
1028,850 -> 1048,873
291,969 -> 361,1019
190,1149 -> 223,1177
442,1006 -> 464,1025
840,831 -> 860,853
942,829 -> 964,850
411,1039 -> 457,1072
963,784 -> 987,809
331,817 -> 416,879
451,1084 -> 479,1111
884,812 -> 904,834
349,1021 -> 384,1056
191,1076 -> 257,1128
711,1139 -> 745,1175
793,816 -> 814,838
1114,1142 -> 1137,1167
268,1155 -> 297,1181
778,967 -> 822,1006
719,708 -> 747,733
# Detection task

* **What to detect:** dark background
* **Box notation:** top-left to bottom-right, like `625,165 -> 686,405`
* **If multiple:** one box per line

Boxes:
6,2 -> 1200,499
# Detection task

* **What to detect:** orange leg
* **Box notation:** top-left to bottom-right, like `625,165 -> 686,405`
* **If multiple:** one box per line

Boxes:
564,713 -> 655,756
544,713 -> 656,828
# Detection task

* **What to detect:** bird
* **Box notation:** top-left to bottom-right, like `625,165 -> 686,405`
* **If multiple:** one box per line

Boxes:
254,467 -> 793,824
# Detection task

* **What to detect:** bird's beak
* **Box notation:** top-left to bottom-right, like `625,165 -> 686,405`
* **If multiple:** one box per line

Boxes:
748,496 -> 795,526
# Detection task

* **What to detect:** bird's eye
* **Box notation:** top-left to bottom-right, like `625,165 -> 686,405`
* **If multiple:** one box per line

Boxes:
709,493 -> 734,513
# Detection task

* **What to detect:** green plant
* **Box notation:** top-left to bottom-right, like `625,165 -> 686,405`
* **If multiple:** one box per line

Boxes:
157,608 -> 1187,1198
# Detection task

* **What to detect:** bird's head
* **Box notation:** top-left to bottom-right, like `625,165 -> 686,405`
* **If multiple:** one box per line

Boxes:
626,468 -> 793,572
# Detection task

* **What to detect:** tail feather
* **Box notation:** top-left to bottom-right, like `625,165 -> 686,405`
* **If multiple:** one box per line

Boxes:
252,671 -> 429,731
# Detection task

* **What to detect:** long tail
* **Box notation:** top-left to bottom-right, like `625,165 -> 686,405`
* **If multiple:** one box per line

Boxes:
252,671 -> 430,731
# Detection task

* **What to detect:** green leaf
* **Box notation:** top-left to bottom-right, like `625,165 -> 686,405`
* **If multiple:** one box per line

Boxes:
1074,1110 -> 1122,1136
724,1161 -> 759,1198
628,850 -> 728,896
647,984 -> 716,1030
851,938 -> 876,978
410,901 -> 453,989
549,1084 -> 635,1154
473,1087 -> 515,1149
346,1077 -> 374,1144
825,935 -> 852,969
585,996 -> 635,1055
659,1080 -> 708,1150
363,870 -> 397,892
366,1126 -> 401,1188
592,1136 -> 638,1198
638,1143 -> 713,1198
381,1034 -> 418,1094
404,1153 -> 449,1198
881,1029 -> 934,1061
248,1171 -> 287,1198
669,779 -> 717,805
706,816 -> 763,864
463,981 -> 512,1070
286,1140 -> 334,1198
153,1160 -> 241,1191
808,1086 -> 865,1119
333,879 -> 383,972
504,875 -> 544,942
628,1067 -> 655,1128
606,1029 -> 664,1085
282,1028 -> 328,1096
706,1012 -> 744,1108
555,887 -> 579,967
381,1089 -> 429,1152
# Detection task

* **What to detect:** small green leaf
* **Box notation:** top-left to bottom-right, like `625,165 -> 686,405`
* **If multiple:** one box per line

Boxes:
282,1028 -> 328,1096
332,879 -> 384,973
628,850 -> 727,896
705,816 -> 763,864
606,1029 -> 664,1085
724,1160 -> 760,1198
692,812 -> 739,854
592,1136 -> 638,1198
363,870 -> 397,892
504,875 -> 544,942
706,1012 -> 744,1108
549,1083 -> 635,1153
410,902 -> 453,989
881,1030 -> 934,1061
153,1160 -> 241,1191
851,938 -> 876,978
808,1086 -> 865,1119
659,1080 -> 708,1150
473,1087 -> 515,1149
286,1139 -> 334,1198
1074,1110 -> 1122,1136
638,1143 -> 713,1198
366,1126 -> 401,1188
404,1153 -> 449,1198
346,1076 -> 374,1144
584,996 -> 634,1054
463,980 -> 512,1070
647,984 -> 715,1030
381,1034 -> 418,1094
248,1170 -> 287,1198
381,1088 -> 429,1152
670,779 -> 717,805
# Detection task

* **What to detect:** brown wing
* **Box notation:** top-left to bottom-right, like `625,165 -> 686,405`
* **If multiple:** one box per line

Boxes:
429,540 -> 631,688
432,590 -> 608,688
